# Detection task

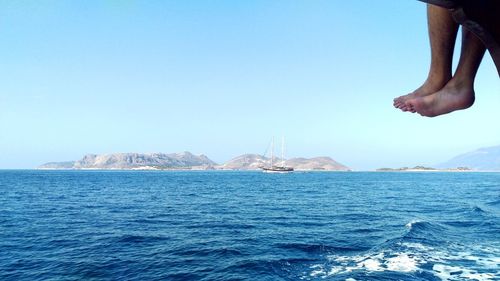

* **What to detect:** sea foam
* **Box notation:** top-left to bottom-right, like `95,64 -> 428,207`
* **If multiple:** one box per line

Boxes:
304,240 -> 499,280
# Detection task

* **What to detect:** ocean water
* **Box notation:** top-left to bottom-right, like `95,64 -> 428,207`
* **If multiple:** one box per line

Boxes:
0,171 -> 499,281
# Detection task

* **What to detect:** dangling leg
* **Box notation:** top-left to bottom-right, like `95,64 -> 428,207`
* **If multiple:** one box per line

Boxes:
405,28 -> 486,117
394,4 -> 458,111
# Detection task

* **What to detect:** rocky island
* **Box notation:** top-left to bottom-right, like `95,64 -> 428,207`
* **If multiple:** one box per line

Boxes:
376,166 -> 472,172
39,152 -> 217,170
217,154 -> 350,171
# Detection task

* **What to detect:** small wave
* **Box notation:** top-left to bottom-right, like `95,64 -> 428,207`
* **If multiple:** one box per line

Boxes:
405,220 -> 438,231
404,220 -> 449,241
174,247 -> 244,258
116,234 -> 169,244
275,242 -> 365,254
185,222 -> 256,230
405,219 -> 424,230
131,218 -> 171,224
471,206 -> 486,213
221,258 -> 309,275
485,199 -> 500,207
351,228 -> 382,234
444,220 -> 482,228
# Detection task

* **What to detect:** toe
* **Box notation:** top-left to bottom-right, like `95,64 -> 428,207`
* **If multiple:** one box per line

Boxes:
404,102 -> 414,113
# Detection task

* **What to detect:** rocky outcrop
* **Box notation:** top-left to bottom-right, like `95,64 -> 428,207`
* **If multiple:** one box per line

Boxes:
286,157 -> 350,171
218,154 -> 350,171
39,152 -> 217,170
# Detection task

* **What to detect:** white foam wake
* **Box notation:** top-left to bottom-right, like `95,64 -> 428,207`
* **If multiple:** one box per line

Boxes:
302,242 -> 499,280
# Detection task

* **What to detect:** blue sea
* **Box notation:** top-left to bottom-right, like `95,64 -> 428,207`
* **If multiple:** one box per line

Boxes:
0,171 -> 499,281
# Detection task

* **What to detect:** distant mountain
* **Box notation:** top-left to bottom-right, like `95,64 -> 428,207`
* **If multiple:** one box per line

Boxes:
39,152 -> 217,170
218,154 -> 350,171
436,145 -> 500,171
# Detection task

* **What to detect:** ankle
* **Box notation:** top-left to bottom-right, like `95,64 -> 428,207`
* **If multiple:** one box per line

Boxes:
424,73 -> 452,89
446,77 -> 474,91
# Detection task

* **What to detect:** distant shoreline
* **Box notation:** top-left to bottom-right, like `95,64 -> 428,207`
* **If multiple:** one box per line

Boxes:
376,166 -> 474,172
34,168 -> 354,172
0,168 -> 500,173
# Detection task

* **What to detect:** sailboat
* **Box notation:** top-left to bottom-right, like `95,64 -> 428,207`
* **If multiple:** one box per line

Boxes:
261,137 -> 294,173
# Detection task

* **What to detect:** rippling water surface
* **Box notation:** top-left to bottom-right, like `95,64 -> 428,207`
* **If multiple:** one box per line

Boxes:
1,170 -> 499,280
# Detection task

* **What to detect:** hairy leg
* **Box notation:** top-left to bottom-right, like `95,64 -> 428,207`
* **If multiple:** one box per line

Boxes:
394,4 -> 458,111
405,28 -> 486,117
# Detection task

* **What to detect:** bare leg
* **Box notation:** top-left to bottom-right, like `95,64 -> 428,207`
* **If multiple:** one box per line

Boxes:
394,4 -> 458,111
405,28 -> 486,117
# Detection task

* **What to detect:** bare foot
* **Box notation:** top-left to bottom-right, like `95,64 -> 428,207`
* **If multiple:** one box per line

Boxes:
393,77 -> 450,112
404,79 -> 475,117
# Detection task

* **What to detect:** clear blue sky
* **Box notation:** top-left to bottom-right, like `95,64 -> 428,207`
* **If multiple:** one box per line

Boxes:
1,0 -> 499,170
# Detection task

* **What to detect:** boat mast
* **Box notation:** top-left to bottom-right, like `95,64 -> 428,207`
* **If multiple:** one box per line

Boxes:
270,137 -> 274,167
281,136 -> 285,167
